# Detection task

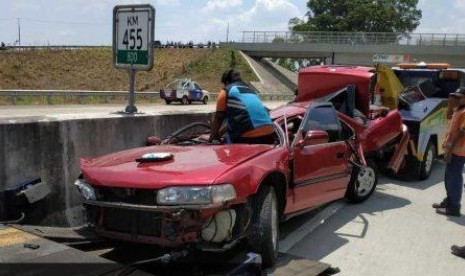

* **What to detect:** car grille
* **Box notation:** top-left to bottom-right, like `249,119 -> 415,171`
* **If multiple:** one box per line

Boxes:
102,207 -> 162,237
88,187 -> 162,237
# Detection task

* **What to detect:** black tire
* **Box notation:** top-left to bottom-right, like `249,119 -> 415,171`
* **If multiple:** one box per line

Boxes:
202,96 -> 209,105
418,140 -> 436,180
181,96 -> 189,105
346,159 -> 378,203
248,185 -> 279,268
165,99 -> 171,105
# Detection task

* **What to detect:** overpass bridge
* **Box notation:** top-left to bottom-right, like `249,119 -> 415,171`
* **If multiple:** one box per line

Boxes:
224,31 -> 465,67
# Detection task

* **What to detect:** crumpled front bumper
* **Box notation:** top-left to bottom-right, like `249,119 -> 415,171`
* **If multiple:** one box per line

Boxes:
84,199 -> 224,212
83,199 -> 234,248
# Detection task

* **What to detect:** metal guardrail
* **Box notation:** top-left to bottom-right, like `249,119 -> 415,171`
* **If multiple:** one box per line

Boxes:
0,90 -> 159,105
0,90 -> 295,105
0,44 -> 220,51
241,31 -> 465,47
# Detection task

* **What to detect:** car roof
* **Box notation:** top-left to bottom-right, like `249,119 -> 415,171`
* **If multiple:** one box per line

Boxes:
270,102 -> 308,120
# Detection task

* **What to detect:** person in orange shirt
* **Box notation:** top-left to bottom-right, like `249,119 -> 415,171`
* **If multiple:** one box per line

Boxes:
434,88 -> 465,259
209,69 -> 274,144
433,88 -> 465,218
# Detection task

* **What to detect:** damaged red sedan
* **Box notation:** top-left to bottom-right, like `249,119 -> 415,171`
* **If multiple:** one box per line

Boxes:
75,102 -> 374,267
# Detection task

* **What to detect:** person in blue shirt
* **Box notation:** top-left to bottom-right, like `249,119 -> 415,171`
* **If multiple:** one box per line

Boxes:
209,69 -> 274,144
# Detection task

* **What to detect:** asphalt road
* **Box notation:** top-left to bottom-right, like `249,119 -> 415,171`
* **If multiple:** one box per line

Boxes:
279,161 -> 465,275
0,101 -> 289,118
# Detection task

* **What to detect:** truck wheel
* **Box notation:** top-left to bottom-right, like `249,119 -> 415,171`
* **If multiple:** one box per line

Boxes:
346,159 -> 378,203
249,185 -> 279,268
418,140 -> 436,180
181,96 -> 189,105
165,100 -> 171,105
202,97 -> 208,105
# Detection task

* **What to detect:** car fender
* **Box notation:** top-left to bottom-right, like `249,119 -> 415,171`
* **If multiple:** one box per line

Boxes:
416,106 -> 448,160
360,110 -> 403,153
213,150 -> 290,202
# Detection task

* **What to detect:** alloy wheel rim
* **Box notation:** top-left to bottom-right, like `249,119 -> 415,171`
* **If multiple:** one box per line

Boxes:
424,147 -> 434,173
357,167 -> 375,196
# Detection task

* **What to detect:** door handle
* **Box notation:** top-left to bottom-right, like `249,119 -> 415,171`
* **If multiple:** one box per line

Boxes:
336,152 -> 344,159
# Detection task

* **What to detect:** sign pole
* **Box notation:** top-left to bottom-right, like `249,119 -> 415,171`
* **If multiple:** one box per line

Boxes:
126,68 -> 137,113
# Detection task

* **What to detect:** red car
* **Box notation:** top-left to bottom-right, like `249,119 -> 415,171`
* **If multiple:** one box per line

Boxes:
75,102 -> 372,267
296,65 -> 410,177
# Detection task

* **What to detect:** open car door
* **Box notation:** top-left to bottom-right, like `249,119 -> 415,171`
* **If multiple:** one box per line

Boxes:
292,103 -> 352,211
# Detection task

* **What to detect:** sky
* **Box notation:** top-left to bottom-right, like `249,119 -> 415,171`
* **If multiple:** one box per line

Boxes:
0,0 -> 464,46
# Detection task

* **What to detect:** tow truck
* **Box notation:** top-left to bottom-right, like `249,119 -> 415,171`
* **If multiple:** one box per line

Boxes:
374,63 -> 465,179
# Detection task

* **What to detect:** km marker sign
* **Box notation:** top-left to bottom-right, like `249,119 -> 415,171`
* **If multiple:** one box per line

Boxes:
113,4 -> 155,70
113,4 -> 155,113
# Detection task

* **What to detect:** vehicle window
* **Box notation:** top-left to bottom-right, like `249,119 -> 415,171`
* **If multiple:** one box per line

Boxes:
281,116 -> 303,143
400,86 -> 426,104
302,106 -> 342,142
177,81 -> 187,90
194,83 -> 201,90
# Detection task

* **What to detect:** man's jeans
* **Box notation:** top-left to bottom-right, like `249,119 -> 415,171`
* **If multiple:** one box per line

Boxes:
445,154 -> 465,209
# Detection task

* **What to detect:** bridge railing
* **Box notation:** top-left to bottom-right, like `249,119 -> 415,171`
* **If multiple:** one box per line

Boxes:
241,31 -> 465,46
0,90 -> 294,105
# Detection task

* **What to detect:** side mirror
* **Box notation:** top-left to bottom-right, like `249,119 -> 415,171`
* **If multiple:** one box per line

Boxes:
295,130 -> 329,148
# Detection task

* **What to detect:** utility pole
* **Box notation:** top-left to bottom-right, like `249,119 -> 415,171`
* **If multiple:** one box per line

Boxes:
226,21 -> 229,43
17,18 -> 21,46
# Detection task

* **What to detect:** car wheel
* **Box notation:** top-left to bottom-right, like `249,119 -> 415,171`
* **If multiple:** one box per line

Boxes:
202,97 -> 208,105
346,159 -> 378,203
418,140 -> 436,180
165,100 -> 171,105
249,185 -> 279,268
181,96 -> 189,105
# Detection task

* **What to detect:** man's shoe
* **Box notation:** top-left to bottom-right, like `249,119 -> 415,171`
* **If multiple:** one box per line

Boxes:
433,198 -> 447,209
452,245 -> 465,259
436,207 -> 461,217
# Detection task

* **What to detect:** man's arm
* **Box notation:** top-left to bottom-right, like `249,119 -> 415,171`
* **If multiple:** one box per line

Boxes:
210,111 -> 225,141
209,89 -> 227,142
445,125 -> 465,162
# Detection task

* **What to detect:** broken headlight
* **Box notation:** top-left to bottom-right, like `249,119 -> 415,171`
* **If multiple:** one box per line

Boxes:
157,184 -> 236,205
74,179 -> 96,200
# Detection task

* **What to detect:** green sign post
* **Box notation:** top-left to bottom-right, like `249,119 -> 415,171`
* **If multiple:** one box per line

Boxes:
113,4 -> 155,113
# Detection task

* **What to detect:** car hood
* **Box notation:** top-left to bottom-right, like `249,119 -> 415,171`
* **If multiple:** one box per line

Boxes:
81,144 -> 273,189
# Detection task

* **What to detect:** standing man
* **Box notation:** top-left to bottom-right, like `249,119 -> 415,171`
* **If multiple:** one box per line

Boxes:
433,87 -> 465,217
209,69 -> 274,144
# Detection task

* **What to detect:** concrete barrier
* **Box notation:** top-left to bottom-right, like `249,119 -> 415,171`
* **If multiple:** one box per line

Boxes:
0,112 -> 212,227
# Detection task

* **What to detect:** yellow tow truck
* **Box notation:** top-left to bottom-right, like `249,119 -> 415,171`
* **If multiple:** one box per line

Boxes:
374,62 -> 465,179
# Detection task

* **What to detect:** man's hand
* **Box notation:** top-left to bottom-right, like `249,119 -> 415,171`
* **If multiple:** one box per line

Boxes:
444,151 -> 452,164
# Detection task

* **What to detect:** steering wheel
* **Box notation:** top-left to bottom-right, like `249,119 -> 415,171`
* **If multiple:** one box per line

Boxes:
161,122 -> 213,145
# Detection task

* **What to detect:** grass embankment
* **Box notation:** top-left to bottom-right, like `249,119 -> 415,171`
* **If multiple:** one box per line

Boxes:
0,47 -> 256,105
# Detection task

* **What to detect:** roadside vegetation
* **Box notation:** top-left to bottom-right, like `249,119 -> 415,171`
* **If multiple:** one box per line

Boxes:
0,47 -> 257,105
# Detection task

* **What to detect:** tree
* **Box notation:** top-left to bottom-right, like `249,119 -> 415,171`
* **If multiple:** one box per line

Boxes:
290,0 -> 422,33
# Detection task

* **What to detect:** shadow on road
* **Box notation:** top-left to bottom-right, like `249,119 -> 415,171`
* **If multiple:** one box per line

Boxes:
378,161 -> 446,191
283,191 -> 411,260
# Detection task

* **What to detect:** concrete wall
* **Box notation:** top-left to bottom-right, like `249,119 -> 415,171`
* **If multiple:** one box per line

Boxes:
0,112 -> 212,227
